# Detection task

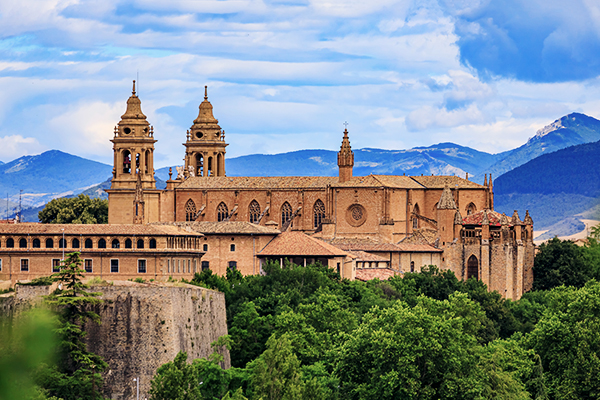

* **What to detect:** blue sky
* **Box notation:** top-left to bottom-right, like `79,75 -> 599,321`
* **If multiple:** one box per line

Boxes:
1,0 -> 600,168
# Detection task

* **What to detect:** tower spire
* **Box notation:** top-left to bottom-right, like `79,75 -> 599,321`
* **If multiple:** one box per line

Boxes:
132,80 -> 136,95
204,85 -> 208,100
338,126 -> 354,183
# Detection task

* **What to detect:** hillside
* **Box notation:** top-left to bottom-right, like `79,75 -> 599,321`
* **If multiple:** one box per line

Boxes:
489,113 -> 600,177
494,140 -> 600,233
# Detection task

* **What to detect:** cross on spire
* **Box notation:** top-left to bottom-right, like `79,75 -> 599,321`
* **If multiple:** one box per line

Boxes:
343,121 -> 349,129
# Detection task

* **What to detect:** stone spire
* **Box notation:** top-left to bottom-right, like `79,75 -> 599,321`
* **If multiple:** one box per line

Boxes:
193,86 -> 219,125
454,209 -> 463,225
120,80 -> 147,121
511,210 -> 521,225
337,128 -> 354,183
437,185 -> 457,210
523,210 -> 533,225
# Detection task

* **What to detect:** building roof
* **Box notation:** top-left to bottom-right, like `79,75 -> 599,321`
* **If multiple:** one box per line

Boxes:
395,243 -> 442,252
0,223 -> 203,236
410,175 -> 484,189
355,268 -> 398,281
152,221 -> 280,235
323,237 -> 405,252
347,250 -> 389,262
462,209 -> 504,226
177,176 -> 338,190
333,174 -> 424,189
399,228 -> 439,246
259,231 -> 349,257
437,185 -> 457,210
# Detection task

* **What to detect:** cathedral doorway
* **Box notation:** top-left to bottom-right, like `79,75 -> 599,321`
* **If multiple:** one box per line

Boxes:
467,255 -> 478,280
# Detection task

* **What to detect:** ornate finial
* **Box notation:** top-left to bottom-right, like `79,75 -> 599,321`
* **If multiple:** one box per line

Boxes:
204,85 -> 208,100
150,126 -> 154,137
114,126 -> 118,136
343,121 -> 349,130
484,173 -> 488,186
132,80 -> 136,95
186,130 -> 190,140
169,167 -> 173,180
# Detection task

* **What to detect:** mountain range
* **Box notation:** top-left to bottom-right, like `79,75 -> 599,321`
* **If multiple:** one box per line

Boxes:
3,113 -> 600,239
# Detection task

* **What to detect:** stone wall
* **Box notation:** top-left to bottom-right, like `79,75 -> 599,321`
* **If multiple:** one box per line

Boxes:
0,282 -> 229,400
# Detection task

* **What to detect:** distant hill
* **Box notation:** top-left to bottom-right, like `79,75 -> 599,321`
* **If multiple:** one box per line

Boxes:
488,113 -> 600,178
495,140 -> 600,234
156,142 -> 503,181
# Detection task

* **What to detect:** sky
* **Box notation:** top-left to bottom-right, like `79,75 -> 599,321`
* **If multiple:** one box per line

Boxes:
2,0 -> 600,168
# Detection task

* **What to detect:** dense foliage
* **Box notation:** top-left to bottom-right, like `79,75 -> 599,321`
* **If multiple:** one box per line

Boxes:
38,194 -> 108,224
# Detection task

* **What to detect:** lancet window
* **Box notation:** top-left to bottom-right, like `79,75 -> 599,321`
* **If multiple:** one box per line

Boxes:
281,202 -> 293,226
313,200 -> 326,229
185,199 -> 197,222
249,200 -> 261,224
217,202 -> 229,222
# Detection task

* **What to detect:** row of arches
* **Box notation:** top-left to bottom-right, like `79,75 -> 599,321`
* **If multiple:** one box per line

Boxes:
192,153 -> 224,177
122,149 -> 151,174
184,199 -> 327,228
1,237 -> 157,250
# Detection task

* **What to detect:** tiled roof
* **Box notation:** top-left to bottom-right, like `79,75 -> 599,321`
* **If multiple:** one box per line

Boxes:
333,175 -> 424,189
259,231 -> 349,257
0,223 -> 202,236
347,250 -> 389,262
324,237 -> 404,252
177,176 -> 338,190
151,221 -> 280,235
437,185 -> 457,209
355,268 -> 397,281
462,209 -> 504,226
395,243 -> 442,252
399,228 -> 439,246
410,175 -> 484,189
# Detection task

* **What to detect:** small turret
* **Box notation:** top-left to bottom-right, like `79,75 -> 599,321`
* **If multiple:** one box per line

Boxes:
338,128 -> 354,183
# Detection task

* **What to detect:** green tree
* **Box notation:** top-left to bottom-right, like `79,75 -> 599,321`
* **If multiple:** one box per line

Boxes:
38,194 -> 108,224
149,352 -> 203,400
251,333 -> 304,400
36,252 -> 107,400
533,237 -> 592,290
525,281 -> 600,399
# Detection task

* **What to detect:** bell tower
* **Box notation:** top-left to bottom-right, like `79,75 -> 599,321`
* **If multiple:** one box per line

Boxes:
110,80 -> 156,190
183,86 -> 228,177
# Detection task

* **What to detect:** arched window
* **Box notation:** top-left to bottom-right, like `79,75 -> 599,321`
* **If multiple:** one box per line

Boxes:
59,238 -> 66,248
149,238 -> 156,249
144,150 -> 150,174
281,202 -> 293,226
207,156 -> 213,176
112,239 -> 120,249
98,239 -> 106,249
137,239 -> 144,249
125,238 -> 132,249
122,150 -> 131,173
466,202 -> 477,216
185,199 -> 197,222
412,204 -> 420,230
249,200 -> 260,224
45,238 -> 53,248
32,238 -> 41,248
217,202 -> 228,222
410,261 -> 415,273
230,244 -> 236,252
6,238 -> 14,248
19,238 -> 27,248
195,153 -> 204,176
85,238 -> 93,249
467,255 -> 479,280
203,244 -> 208,252
72,238 -> 80,248
313,200 -> 326,229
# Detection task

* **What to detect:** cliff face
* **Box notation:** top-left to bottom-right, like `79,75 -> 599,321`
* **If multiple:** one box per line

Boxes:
0,282 -> 230,400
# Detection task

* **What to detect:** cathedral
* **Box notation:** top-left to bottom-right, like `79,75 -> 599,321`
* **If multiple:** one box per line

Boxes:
105,82 -> 534,299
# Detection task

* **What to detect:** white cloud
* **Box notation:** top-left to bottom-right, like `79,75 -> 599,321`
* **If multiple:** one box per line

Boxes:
0,135 -> 46,162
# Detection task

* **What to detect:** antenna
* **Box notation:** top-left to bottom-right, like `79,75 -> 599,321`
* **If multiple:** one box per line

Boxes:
5,193 -> 7,221
137,70 -> 139,95
18,189 -> 22,223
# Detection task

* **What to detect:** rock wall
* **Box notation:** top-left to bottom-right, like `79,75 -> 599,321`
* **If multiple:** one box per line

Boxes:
0,282 -> 229,400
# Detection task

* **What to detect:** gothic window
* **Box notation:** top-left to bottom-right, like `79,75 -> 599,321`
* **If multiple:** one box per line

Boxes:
98,239 -> 106,249
72,238 -> 80,248
32,238 -> 40,248
45,238 -> 53,248
467,255 -> 479,280
249,200 -> 260,224
313,200 -> 326,229
217,202 -> 228,222
19,238 -> 27,248
281,202 -> 292,226
185,199 -> 197,222
85,238 -> 93,248
466,202 -> 477,215
137,239 -> 144,249
412,204 -> 420,230
125,238 -> 132,249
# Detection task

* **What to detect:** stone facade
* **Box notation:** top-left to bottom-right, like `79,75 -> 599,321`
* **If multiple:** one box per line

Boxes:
99,83 -> 534,299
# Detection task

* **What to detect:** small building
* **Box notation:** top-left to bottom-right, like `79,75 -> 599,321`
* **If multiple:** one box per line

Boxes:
0,224 -> 205,283
257,231 -> 356,279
